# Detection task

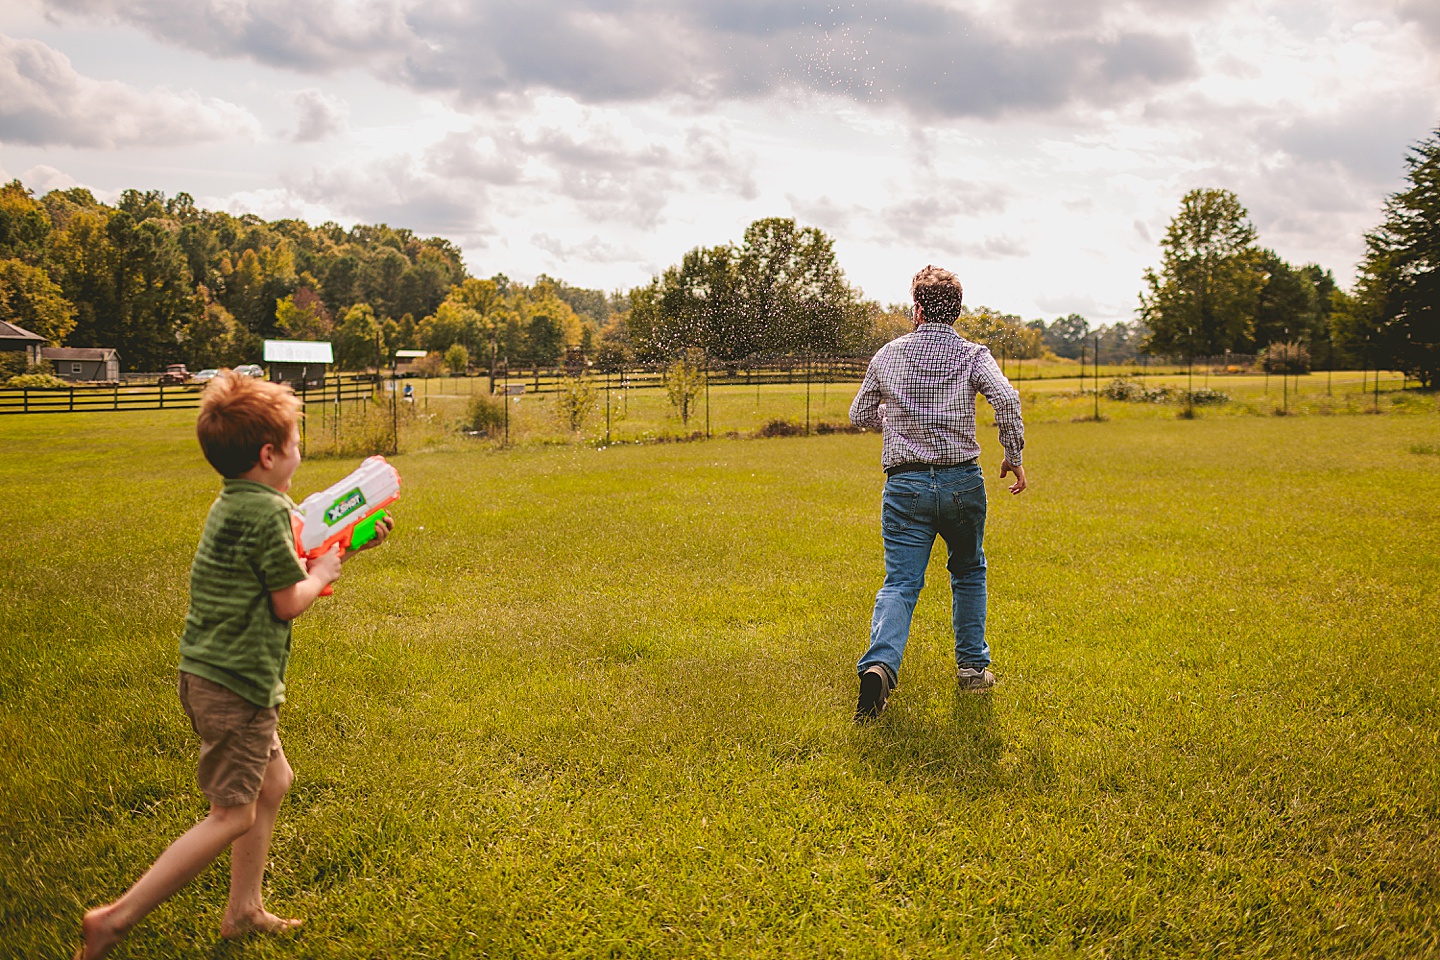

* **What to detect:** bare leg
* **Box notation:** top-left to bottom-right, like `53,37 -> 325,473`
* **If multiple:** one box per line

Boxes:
221,748 -> 301,939
77,804 -> 257,960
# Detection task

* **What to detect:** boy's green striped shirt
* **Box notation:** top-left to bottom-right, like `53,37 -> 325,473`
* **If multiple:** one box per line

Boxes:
178,479 -> 307,708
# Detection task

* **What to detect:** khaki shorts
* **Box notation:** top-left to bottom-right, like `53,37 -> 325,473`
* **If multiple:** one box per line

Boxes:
178,671 -> 281,807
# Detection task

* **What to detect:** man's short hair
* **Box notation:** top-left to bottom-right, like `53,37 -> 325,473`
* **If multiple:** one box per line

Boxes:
196,372 -> 302,478
911,265 -> 964,324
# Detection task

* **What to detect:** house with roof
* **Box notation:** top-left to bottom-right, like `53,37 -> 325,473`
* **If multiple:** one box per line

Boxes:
43,347 -> 121,382
0,320 -> 48,366
263,340 -> 333,386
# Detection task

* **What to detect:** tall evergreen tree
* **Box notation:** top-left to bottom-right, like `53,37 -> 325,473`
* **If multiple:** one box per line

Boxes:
1353,126 -> 1440,387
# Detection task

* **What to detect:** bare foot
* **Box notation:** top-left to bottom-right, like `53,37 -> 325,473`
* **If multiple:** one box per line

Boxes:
220,909 -> 304,940
75,906 -> 128,960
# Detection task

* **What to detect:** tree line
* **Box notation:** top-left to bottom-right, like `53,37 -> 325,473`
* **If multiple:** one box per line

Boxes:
0,183 -> 635,376
2,126 -> 1434,384
1138,124 -> 1440,387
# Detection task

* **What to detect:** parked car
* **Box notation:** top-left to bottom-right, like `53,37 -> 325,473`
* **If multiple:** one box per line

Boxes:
193,368 -> 219,383
233,364 -> 265,378
157,364 -> 191,385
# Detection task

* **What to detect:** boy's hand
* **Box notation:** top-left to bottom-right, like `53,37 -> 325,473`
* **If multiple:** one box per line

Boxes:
345,514 -> 394,558
308,544 -> 343,584
1000,458 -> 1027,495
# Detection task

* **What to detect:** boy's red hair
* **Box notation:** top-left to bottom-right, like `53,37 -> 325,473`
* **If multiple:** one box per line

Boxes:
196,372 -> 302,478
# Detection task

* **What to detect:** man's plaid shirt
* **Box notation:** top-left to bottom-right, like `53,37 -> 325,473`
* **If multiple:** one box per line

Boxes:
850,323 -> 1025,470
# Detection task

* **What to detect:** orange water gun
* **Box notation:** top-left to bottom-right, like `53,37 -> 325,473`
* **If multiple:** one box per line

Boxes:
291,455 -> 401,595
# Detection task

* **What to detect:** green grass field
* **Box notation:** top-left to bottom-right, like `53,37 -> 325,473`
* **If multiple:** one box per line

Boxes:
301,369 -> 1434,459
3,400 -> 1439,957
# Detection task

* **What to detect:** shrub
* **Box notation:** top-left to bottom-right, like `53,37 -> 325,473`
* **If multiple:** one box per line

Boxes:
443,343 -> 469,375
554,376 -> 596,433
1261,341 -> 1310,374
5,372 -> 68,389
757,419 -> 805,437
413,351 -> 444,378
1102,377 -> 1173,402
464,394 -> 506,437
1185,387 -> 1230,406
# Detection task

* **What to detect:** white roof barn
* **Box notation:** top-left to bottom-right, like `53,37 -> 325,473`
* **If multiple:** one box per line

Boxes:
263,340 -> 333,363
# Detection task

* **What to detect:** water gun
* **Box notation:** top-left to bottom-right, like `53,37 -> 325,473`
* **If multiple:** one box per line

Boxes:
291,455 -> 401,596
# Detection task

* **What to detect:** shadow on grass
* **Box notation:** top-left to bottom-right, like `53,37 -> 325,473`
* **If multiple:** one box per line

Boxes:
853,693 -> 1009,796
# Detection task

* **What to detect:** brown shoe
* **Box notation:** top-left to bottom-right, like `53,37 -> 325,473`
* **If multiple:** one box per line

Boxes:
957,666 -> 995,692
855,664 -> 893,721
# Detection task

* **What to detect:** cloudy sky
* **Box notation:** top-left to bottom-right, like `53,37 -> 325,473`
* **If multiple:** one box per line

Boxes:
1,0 -> 1437,323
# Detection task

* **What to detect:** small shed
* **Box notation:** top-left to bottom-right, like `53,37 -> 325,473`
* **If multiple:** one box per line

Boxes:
394,348 -> 427,376
43,347 -> 120,382
264,340 -> 333,386
0,320 -> 47,366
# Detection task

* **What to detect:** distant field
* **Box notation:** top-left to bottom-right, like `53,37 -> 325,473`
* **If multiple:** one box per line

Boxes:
285,369 -> 1435,458
2,406 -> 1439,957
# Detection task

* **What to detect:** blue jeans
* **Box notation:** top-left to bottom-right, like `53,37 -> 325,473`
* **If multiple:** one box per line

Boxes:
858,461 -> 989,683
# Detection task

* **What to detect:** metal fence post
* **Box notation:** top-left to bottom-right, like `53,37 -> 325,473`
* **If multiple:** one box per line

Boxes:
805,355 -> 811,435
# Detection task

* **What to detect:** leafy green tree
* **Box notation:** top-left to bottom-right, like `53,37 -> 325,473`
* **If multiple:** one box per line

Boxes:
957,307 -> 1043,359
664,350 -> 705,427
0,181 -> 52,265
1096,321 -> 1147,363
554,375 -> 596,433
1352,126 -> 1440,387
47,209 -> 117,349
737,217 -> 862,356
275,287 -> 333,340
629,244 -> 742,359
443,343 -> 469,375
334,303 -> 386,374
1252,250 -> 1317,351
594,313 -> 634,370
179,298 -> 258,369
1041,313 -> 1089,359
106,212 -> 200,369
526,314 -> 564,366
629,218 -> 865,361
861,304 -> 912,352
418,300 -> 482,354
1139,189 -> 1264,356
0,259 -> 76,344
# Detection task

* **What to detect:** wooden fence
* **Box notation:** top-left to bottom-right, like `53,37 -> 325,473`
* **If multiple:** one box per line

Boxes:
0,378 -> 375,415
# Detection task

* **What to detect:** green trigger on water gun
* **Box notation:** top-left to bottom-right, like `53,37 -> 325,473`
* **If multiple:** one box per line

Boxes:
348,510 -> 388,551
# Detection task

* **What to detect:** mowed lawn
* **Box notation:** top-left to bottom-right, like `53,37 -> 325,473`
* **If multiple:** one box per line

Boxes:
2,409 -> 1439,958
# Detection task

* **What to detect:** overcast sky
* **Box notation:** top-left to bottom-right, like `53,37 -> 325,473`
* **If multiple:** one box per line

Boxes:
1,0 -> 1437,323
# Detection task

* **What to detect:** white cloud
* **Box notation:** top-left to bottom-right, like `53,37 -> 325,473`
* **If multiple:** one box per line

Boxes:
38,0 -> 1203,118
289,88 -> 349,142
0,33 -> 260,147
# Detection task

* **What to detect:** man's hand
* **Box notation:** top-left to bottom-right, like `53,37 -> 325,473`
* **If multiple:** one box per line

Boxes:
1000,458 -> 1027,495
345,514 -> 394,559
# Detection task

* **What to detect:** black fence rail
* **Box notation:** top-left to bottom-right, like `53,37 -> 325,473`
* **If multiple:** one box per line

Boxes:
0,378 -> 376,415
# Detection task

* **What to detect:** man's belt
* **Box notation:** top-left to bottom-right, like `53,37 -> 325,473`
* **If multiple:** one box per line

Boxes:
885,459 -> 975,477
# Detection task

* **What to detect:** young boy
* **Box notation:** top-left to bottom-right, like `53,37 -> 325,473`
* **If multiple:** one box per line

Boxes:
77,372 -> 392,959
